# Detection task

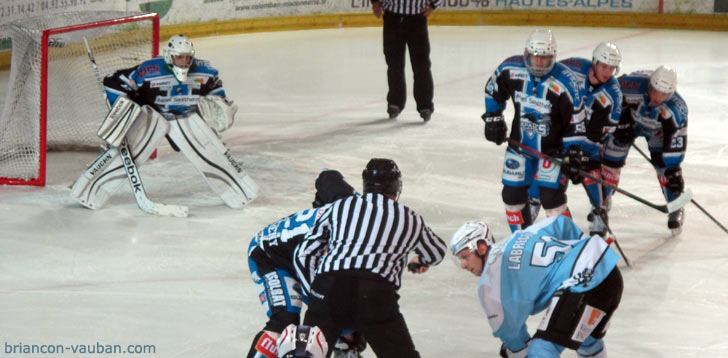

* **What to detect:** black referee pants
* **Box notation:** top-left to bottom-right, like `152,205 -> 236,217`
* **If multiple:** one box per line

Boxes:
383,11 -> 434,113
303,271 -> 420,358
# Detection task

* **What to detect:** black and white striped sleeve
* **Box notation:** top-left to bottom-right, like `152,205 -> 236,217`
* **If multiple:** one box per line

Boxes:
293,236 -> 327,295
412,220 -> 448,266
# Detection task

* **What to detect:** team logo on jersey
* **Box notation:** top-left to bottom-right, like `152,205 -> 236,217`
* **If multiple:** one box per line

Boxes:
505,159 -> 520,169
548,82 -> 562,95
514,92 -> 552,113
595,92 -> 611,107
136,64 -> 160,78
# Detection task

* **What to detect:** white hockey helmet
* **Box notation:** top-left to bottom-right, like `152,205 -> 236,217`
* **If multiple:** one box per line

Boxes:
450,221 -> 496,257
163,34 -> 195,82
649,65 -> 678,96
277,324 -> 328,358
592,42 -> 621,74
524,29 -> 557,77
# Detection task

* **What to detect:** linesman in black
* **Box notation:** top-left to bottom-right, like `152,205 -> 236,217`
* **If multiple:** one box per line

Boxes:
296,158 -> 447,358
371,0 -> 443,122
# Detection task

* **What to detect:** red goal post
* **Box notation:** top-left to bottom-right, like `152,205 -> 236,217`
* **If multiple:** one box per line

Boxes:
0,12 -> 159,186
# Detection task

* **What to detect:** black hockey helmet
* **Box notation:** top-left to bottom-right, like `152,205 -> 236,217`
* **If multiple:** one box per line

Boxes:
312,170 -> 356,208
362,158 -> 402,197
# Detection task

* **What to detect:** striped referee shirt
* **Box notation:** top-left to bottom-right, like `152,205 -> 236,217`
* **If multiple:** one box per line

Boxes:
376,0 -> 445,15
294,192 -> 447,292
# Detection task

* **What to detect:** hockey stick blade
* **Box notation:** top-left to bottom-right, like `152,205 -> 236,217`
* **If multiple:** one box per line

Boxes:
666,188 -> 692,213
119,140 -> 189,218
506,138 -> 674,213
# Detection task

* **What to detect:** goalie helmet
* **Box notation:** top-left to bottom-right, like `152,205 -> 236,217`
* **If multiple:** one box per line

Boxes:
362,158 -> 402,198
163,34 -> 195,82
524,29 -> 556,77
592,42 -> 621,74
649,65 -> 678,96
450,221 -> 495,257
277,324 -> 328,358
312,169 -> 356,208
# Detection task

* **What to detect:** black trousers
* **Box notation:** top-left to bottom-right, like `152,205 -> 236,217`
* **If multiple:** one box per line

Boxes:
303,271 -> 420,358
383,11 -> 434,113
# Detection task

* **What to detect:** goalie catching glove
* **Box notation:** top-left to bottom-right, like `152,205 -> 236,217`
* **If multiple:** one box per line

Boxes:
197,95 -> 238,134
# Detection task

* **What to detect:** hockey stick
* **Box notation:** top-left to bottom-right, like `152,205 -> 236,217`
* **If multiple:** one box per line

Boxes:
595,211 -> 632,268
83,38 -> 188,218
506,138 -> 692,214
631,144 -> 727,235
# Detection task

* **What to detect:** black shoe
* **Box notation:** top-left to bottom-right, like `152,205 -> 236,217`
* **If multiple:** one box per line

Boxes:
387,105 -> 401,119
668,208 -> 684,235
419,109 -> 432,122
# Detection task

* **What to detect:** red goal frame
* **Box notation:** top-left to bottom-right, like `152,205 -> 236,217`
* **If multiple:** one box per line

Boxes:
0,13 -> 159,186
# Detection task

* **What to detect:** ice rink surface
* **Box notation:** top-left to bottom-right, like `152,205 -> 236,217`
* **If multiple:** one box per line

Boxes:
1,25 -> 727,357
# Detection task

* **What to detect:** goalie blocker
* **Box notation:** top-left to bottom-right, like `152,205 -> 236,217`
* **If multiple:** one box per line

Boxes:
71,100 -> 258,209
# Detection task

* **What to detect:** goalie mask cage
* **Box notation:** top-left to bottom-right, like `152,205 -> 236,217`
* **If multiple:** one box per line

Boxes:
0,12 -> 159,186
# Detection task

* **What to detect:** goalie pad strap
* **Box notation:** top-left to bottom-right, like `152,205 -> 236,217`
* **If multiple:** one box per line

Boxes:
97,97 -> 144,147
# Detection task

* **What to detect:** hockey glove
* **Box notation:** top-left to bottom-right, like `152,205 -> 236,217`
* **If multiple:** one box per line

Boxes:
561,146 -> 588,184
664,167 -> 684,194
197,95 -> 238,134
613,119 -> 634,146
483,112 -> 507,145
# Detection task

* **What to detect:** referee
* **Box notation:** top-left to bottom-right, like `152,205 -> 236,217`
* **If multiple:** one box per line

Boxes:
298,158 -> 447,358
371,0 -> 443,122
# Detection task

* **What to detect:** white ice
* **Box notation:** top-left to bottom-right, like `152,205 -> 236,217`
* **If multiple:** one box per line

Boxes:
1,26 -> 727,357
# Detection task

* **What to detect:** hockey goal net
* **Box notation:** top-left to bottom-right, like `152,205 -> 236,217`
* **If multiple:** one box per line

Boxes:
0,11 -> 159,186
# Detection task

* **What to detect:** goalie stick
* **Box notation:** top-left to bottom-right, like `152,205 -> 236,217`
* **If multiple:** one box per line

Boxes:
83,37 -> 188,218
631,144 -> 727,235
506,138 -> 692,214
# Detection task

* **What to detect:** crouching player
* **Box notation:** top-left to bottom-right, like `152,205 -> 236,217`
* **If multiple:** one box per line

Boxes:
451,216 -> 623,357
71,34 -> 258,209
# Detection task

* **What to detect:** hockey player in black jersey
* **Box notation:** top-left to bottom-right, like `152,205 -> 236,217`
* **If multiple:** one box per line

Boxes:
246,170 -> 365,358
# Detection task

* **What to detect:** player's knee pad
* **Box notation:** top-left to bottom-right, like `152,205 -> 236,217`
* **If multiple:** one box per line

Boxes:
502,185 -> 528,205
247,330 -> 280,358
166,112 -> 259,208
539,186 -> 567,211
70,107 -> 169,209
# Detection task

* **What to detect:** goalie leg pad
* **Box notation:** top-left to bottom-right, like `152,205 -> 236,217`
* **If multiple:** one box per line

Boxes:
70,107 -> 169,209
166,112 -> 259,208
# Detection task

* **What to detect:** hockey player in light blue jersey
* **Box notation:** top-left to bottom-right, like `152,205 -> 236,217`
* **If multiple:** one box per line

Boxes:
247,170 -> 365,358
71,34 -> 259,211
481,29 -> 589,234
605,65 -> 688,234
451,216 -> 623,358
555,42 -> 624,237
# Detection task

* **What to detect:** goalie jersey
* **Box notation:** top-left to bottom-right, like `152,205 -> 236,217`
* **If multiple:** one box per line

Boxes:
102,57 -> 226,116
484,55 -> 586,156
478,216 -> 619,351
247,206 -> 330,294
618,71 -> 688,169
